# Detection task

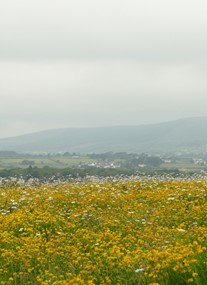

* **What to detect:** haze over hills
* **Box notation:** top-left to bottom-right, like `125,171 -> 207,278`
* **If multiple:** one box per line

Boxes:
0,117 -> 207,154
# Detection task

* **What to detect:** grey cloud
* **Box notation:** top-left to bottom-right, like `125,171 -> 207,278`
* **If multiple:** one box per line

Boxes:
0,0 -> 207,138
0,0 -> 207,62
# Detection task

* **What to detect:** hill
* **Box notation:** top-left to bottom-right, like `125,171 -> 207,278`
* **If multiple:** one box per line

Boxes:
0,117 -> 207,153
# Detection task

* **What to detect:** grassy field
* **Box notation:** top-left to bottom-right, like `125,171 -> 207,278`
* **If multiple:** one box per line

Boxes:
0,153 -> 206,173
0,178 -> 207,284
0,156 -> 95,169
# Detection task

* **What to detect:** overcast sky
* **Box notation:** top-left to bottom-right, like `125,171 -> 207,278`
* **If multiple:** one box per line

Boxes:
0,0 -> 207,138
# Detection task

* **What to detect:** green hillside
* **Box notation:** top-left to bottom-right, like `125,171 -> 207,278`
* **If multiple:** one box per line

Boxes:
0,117 -> 207,153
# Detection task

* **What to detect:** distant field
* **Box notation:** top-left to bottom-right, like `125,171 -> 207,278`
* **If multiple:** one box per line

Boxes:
0,154 -> 206,173
0,156 -> 95,169
0,179 -> 207,284
160,161 -> 205,171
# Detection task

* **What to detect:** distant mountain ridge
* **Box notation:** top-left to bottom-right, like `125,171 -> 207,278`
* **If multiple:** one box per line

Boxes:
0,117 -> 207,153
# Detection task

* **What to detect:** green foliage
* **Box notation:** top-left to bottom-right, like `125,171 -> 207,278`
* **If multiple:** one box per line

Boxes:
0,166 -> 134,180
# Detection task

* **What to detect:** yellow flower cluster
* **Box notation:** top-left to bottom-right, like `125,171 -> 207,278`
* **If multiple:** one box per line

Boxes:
0,179 -> 206,284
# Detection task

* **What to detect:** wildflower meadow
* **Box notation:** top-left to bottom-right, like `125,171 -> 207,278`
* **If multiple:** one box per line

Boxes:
0,178 -> 207,284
